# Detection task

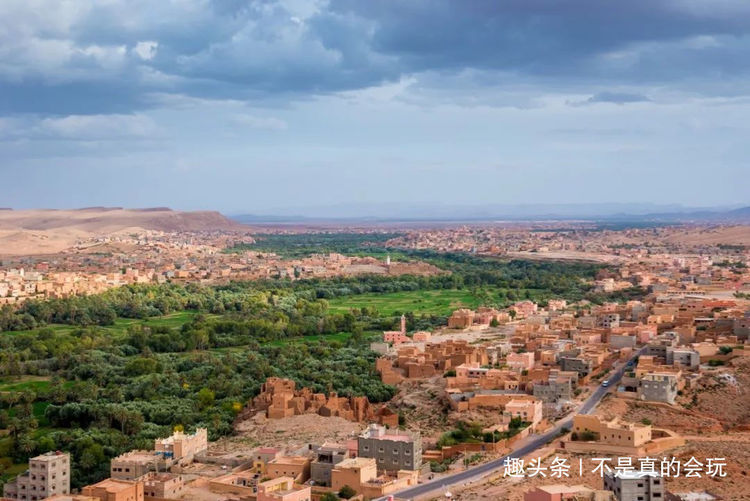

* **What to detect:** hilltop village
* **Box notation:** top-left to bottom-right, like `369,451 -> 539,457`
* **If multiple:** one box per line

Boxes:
0,222 -> 749,501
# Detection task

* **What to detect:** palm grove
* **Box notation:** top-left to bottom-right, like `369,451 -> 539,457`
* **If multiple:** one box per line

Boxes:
0,247 -> 634,489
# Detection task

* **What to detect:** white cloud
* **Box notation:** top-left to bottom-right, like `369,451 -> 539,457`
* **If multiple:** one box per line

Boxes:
133,41 -> 158,61
230,114 -> 288,130
37,114 -> 159,140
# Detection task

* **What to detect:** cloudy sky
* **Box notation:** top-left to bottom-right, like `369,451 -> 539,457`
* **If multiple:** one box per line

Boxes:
1,0 -> 749,215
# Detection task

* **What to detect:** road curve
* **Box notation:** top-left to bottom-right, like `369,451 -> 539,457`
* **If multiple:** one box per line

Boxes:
382,348 -> 643,500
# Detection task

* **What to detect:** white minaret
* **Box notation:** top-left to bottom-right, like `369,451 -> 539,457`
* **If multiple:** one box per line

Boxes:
386,254 -> 391,266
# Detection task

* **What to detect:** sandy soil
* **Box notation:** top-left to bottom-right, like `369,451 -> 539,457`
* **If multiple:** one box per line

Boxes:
676,357 -> 750,430
0,208 -> 244,255
232,412 -> 363,451
594,396 -> 723,435
389,378 -> 453,444
660,225 -> 750,246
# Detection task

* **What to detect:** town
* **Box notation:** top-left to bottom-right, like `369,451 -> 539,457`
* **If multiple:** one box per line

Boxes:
1,221 -> 748,501
2,1 -> 750,499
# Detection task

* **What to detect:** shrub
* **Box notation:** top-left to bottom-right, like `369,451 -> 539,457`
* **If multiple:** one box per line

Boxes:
338,485 -> 356,499
573,430 -> 598,441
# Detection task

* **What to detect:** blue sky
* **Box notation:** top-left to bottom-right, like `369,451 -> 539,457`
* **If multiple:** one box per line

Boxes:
1,0 -> 748,215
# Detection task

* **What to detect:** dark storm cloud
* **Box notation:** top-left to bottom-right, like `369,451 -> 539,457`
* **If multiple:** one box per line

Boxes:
1,0 -> 750,114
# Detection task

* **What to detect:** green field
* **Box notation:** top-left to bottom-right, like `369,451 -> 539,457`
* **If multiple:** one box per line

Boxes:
0,377 -> 55,393
327,289 -> 485,316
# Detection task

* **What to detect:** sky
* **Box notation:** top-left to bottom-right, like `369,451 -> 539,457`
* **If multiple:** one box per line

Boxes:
1,0 -> 749,216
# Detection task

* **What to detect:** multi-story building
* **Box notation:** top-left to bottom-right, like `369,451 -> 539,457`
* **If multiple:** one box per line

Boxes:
154,428 -> 208,464
330,457 -> 419,499
310,444 -> 349,487
598,313 -> 621,329
638,373 -> 678,404
560,357 -> 593,378
666,347 -> 700,369
532,379 -> 573,403
2,451 -> 71,501
357,424 -> 422,473
142,473 -> 185,499
507,352 -> 535,371
603,471 -> 665,501
111,428 -> 207,481
110,451 -> 161,481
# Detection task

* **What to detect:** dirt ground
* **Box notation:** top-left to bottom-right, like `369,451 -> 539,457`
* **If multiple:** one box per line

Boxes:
232,412 -> 363,450
676,356 -> 750,430
389,378 -> 453,444
594,395 -> 724,434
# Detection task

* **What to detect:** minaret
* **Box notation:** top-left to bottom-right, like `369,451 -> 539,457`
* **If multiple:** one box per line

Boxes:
400,314 -> 406,334
386,254 -> 391,266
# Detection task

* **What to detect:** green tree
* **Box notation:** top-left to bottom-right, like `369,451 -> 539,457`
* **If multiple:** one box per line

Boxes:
197,388 -> 215,410
338,485 -> 356,499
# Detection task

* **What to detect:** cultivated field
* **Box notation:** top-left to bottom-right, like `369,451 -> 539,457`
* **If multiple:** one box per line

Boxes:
327,289 -> 484,316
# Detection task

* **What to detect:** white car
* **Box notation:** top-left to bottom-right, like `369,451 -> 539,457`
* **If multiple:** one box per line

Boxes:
601,380 -> 610,387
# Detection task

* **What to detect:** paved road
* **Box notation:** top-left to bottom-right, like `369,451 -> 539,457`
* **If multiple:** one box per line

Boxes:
382,349 -> 643,501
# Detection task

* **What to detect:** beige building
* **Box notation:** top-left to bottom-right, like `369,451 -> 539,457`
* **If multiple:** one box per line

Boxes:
81,478 -> 144,501
154,428 -> 207,464
142,473 -> 184,499
573,415 -> 651,447
2,451 -> 71,501
267,456 -> 311,483
111,428 -> 207,481
330,457 -> 418,499
257,477 -> 311,501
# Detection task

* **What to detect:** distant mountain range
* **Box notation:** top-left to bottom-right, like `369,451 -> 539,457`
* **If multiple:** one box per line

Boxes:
232,203 -> 750,224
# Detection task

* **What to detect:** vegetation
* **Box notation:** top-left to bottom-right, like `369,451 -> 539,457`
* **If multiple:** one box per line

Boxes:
571,430 -> 599,441
224,232 -> 402,257
0,238 -> 639,491
338,485 -> 357,499
436,418 -> 529,448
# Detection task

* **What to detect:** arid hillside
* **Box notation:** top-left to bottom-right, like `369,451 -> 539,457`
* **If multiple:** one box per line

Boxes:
0,208 -> 245,255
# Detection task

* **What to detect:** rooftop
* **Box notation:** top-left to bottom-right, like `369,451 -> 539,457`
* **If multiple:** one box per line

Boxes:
609,470 -> 661,479
336,457 -> 375,469
32,451 -> 69,462
88,478 -> 139,492
113,450 -> 160,463
269,455 -> 310,466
